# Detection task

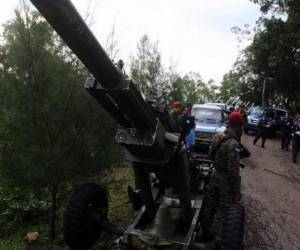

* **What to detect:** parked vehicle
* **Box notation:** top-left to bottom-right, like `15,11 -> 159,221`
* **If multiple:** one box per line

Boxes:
244,106 -> 276,136
274,108 -> 288,131
205,102 -> 226,111
192,104 -> 227,145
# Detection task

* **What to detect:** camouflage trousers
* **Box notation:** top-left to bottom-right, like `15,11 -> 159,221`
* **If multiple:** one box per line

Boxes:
200,175 -> 235,237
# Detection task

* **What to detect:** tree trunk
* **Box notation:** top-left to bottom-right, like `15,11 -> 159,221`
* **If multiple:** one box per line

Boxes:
50,186 -> 58,240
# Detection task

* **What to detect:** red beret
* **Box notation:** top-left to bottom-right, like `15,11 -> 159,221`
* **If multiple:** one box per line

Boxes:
172,101 -> 181,109
229,112 -> 244,126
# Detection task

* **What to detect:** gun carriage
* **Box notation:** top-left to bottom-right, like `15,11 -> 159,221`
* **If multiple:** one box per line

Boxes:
29,1 -> 246,249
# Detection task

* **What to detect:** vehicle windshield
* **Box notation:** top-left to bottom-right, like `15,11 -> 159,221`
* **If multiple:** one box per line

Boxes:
192,108 -> 222,124
206,103 -> 225,110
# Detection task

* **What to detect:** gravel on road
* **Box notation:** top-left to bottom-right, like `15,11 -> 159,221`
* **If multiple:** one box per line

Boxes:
241,134 -> 300,250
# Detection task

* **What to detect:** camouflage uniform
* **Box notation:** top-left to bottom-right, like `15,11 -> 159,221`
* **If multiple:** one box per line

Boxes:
201,130 -> 241,237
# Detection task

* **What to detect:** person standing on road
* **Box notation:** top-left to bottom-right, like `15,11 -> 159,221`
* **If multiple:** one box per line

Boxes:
239,105 -> 248,125
253,112 -> 269,148
180,107 -> 196,150
281,113 -> 294,151
201,112 -> 245,240
292,117 -> 300,164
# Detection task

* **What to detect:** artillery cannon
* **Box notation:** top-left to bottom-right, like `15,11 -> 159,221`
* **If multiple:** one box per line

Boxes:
29,1 -> 246,249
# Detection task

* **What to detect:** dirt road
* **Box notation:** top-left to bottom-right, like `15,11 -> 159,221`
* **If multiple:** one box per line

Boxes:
241,134 -> 300,250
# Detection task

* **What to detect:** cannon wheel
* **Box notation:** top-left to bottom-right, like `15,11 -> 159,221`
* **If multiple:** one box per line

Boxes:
220,203 -> 245,250
63,183 -> 108,250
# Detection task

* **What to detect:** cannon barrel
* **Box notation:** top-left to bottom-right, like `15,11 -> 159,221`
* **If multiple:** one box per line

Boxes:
29,0 -> 178,162
30,0 -> 121,89
30,0 -> 160,131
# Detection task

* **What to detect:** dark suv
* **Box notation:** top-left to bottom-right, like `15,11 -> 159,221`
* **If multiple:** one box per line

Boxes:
245,106 -> 276,136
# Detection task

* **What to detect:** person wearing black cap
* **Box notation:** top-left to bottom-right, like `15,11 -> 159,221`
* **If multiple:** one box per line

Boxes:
253,111 -> 269,148
281,113 -> 294,151
292,117 -> 300,163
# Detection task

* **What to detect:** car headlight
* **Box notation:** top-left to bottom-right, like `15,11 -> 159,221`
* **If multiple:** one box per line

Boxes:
195,124 -> 201,130
216,126 -> 226,133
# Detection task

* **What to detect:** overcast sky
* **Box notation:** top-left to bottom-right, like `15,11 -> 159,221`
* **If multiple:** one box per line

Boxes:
0,0 -> 261,83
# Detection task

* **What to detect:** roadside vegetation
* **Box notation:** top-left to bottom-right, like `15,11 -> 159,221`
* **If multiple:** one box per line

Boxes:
220,0 -> 300,111
0,165 -> 134,249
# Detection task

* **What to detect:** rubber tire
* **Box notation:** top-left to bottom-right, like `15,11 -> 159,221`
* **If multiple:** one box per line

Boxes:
220,203 -> 245,250
63,183 -> 108,250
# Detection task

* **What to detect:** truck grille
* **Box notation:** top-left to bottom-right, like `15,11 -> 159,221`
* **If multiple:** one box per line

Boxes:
195,131 -> 215,140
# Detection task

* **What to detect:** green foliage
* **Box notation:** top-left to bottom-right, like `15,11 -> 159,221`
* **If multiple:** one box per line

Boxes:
221,0 -> 300,110
169,73 -> 218,104
219,72 -> 241,102
0,166 -> 133,250
130,35 -> 219,106
106,167 -> 135,226
0,2 -> 124,239
130,34 -> 165,99
0,238 -> 68,250
250,0 -> 300,14
0,3 -> 121,190
0,185 -> 50,237
0,239 -> 25,250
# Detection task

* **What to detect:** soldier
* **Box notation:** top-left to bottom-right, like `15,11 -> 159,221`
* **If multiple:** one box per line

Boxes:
201,112 -> 245,241
281,113 -> 293,151
253,111 -> 269,148
292,117 -> 300,163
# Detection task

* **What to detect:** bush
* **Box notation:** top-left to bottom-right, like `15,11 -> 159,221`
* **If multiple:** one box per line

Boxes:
0,186 -> 50,236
